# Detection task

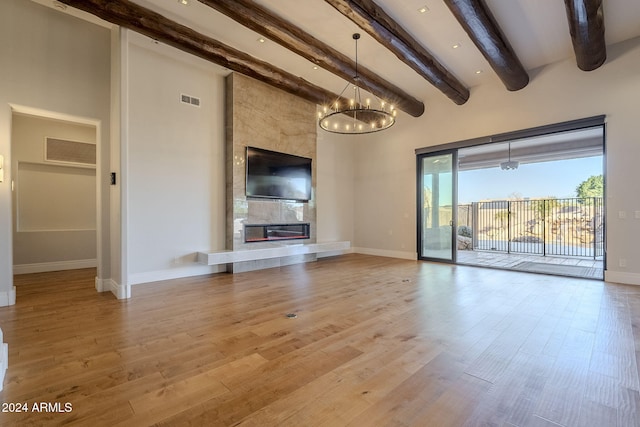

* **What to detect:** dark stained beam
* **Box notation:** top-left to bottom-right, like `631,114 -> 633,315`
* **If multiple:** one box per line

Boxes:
563,0 -> 606,71
56,0 -> 355,111
199,0 -> 424,117
443,0 -> 529,91
324,0 -> 470,105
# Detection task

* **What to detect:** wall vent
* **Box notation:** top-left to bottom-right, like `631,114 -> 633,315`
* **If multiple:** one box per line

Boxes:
180,93 -> 201,107
45,138 -> 96,166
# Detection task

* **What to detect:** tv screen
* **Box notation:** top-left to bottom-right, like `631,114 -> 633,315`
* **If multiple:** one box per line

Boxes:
245,147 -> 312,201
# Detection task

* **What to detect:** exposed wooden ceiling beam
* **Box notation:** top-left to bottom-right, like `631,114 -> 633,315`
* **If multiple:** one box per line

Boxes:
198,0 -> 424,117
324,0 -> 470,105
56,0 -> 356,112
443,0 -> 529,91
564,0 -> 606,71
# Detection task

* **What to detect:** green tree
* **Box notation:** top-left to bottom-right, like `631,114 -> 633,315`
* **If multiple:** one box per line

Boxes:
576,175 -> 603,198
530,198 -> 558,219
494,210 -> 509,229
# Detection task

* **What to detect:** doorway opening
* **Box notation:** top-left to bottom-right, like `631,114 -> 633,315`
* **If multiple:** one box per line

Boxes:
417,118 -> 605,280
10,107 -> 102,289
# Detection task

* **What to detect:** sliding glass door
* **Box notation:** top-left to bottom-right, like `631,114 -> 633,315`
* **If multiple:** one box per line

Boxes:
417,150 -> 457,262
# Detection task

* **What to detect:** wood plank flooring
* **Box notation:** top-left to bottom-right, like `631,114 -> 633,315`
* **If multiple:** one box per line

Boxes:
0,254 -> 639,426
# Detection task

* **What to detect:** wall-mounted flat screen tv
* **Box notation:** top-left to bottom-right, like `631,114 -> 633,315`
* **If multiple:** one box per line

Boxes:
245,146 -> 312,202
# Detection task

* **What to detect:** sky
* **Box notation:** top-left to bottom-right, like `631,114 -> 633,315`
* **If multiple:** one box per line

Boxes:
458,155 -> 603,204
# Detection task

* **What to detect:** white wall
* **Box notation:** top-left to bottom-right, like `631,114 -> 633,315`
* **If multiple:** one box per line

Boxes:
109,28 -> 124,290
316,132 -> 355,246
347,36 -> 640,283
0,0 -> 111,304
125,35 -> 227,285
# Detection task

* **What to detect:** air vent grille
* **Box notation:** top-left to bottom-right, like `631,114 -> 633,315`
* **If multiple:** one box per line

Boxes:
180,93 -> 201,107
45,138 -> 96,166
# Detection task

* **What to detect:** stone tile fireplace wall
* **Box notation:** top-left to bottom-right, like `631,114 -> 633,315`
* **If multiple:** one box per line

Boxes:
225,73 -> 317,272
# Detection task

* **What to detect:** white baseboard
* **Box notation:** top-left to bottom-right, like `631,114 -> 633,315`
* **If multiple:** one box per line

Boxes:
13,259 -> 97,275
352,247 -> 417,261
316,247 -> 354,259
0,287 -> 16,307
604,270 -> 640,286
95,277 -> 105,292
128,264 -> 227,287
108,279 -> 130,300
0,339 -> 7,391
94,277 -> 130,299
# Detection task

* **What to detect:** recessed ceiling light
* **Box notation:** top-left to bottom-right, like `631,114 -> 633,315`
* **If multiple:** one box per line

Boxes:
452,43 -> 462,49
52,1 -> 67,10
178,0 -> 189,5
418,5 -> 429,13
313,66 -> 319,70
475,70 -> 483,74
258,37 -> 266,43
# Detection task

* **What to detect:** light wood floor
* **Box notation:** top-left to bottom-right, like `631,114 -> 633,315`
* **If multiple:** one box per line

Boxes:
1,254 -> 639,426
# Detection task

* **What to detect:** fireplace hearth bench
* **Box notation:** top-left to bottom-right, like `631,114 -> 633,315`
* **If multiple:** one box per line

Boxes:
197,241 -> 351,266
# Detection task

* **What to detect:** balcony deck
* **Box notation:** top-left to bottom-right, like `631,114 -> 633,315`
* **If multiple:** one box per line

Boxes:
457,249 -> 604,280
453,197 -> 604,280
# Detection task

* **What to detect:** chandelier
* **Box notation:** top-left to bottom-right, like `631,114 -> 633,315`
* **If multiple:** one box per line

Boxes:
318,34 -> 396,134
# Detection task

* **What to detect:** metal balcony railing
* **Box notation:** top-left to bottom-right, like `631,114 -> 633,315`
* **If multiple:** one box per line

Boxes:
458,197 -> 604,259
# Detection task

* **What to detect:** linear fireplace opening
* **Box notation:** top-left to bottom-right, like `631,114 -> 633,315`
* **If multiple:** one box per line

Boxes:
244,223 -> 311,243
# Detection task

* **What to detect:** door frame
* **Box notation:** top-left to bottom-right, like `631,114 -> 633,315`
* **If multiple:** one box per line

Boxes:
9,104 -> 103,292
416,149 -> 458,264
415,115 -> 606,277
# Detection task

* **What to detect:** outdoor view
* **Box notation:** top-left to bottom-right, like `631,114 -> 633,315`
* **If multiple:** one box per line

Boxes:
458,156 -> 603,203
419,126 -> 605,279
456,155 -> 604,276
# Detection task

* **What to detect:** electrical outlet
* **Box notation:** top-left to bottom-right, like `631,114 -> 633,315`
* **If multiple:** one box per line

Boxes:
619,258 -> 627,268
619,211 -> 627,219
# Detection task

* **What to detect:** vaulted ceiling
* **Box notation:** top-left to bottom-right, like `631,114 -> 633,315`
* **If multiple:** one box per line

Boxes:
49,0 -> 640,117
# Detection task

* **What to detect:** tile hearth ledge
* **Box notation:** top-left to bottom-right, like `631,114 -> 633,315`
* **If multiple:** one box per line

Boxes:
197,241 -> 351,266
